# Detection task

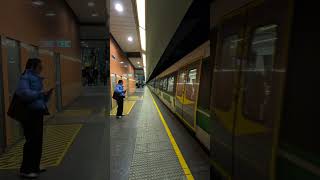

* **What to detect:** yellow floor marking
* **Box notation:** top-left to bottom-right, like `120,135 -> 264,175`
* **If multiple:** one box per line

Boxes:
0,124 -> 82,169
149,89 -> 194,180
57,109 -> 92,117
110,100 -> 136,115
126,95 -> 143,101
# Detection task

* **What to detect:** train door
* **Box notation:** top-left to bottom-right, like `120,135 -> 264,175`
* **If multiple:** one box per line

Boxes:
183,62 -> 201,130
233,1 -> 292,180
175,69 -> 186,122
210,11 -> 246,180
5,38 -> 23,144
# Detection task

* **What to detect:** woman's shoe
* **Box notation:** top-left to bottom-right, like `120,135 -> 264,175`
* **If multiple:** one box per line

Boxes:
20,172 -> 39,179
116,116 -> 122,119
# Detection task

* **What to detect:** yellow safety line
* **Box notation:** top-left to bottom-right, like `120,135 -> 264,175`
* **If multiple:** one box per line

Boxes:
55,124 -> 82,165
149,89 -> 194,180
127,101 -> 135,114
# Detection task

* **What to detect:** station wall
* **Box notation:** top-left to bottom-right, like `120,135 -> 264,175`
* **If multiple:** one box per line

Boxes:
0,0 -> 82,148
109,37 -> 135,108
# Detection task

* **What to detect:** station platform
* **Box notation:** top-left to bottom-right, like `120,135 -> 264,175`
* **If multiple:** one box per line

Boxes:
0,86 -> 209,180
0,86 -> 108,180
111,87 -> 210,180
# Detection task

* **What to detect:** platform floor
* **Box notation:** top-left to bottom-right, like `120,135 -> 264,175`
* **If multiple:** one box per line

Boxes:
0,86 -> 109,180
0,86 -> 209,180
111,87 -> 210,180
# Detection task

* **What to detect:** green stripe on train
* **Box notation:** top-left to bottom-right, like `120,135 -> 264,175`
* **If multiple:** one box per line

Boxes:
196,107 -> 210,133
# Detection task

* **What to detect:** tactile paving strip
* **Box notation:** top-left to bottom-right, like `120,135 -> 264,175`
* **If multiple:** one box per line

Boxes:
128,94 -> 186,179
129,151 -> 185,180
0,124 -> 82,169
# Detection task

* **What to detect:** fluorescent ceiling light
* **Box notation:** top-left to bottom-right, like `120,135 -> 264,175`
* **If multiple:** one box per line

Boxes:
115,3 -> 124,12
136,0 -> 145,29
139,27 -> 146,51
127,36 -> 133,42
142,53 -> 146,67
88,2 -> 95,7
32,0 -> 44,6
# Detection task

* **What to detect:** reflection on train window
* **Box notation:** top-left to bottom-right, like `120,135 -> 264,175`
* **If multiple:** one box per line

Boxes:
243,24 -> 278,122
185,69 -> 198,101
176,71 -> 185,97
163,78 -> 168,91
167,76 -> 175,93
213,35 -> 239,110
159,79 -> 163,90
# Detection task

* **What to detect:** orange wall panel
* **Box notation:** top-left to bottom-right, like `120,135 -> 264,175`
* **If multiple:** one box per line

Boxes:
39,51 -> 56,114
60,57 -> 82,107
110,39 -> 136,101
0,0 -> 80,59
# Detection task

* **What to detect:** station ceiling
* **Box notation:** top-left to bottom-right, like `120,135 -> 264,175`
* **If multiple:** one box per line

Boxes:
146,0 -> 210,81
65,0 -> 107,48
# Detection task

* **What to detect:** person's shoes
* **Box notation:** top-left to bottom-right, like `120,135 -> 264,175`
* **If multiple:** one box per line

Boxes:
20,172 -> 39,179
121,114 -> 125,117
116,116 -> 122,119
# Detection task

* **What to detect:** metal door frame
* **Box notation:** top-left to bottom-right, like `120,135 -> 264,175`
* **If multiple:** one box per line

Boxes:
54,53 -> 62,112
0,36 -> 6,152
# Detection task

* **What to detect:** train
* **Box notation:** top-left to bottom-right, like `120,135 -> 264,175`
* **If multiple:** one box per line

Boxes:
148,0 -> 319,179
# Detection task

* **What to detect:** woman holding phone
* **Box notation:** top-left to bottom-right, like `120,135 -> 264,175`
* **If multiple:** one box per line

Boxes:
15,58 -> 53,178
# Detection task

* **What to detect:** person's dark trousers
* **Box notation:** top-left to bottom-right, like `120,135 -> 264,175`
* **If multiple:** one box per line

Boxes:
116,98 -> 124,116
20,110 -> 44,173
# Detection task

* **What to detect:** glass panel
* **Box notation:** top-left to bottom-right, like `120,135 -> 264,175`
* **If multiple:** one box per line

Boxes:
183,66 -> 199,128
211,34 -> 241,178
167,76 -> 175,93
175,70 -> 186,118
163,78 -> 168,91
213,35 -> 239,111
243,24 -> 277,123
234,24 -> 278,180
198,57 -> 212,110
6,38 -> 23,145
185,69 -> 197,102
159,79 -> 163,90
176,71 -> 185,97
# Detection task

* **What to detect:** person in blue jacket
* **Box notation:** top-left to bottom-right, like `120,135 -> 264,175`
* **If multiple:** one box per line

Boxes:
16,58 -> 53,178
114,80 -> 126,118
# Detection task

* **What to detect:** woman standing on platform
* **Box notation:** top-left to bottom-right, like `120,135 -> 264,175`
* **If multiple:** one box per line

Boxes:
114,80 -> 126,119
15,58 -> 53,178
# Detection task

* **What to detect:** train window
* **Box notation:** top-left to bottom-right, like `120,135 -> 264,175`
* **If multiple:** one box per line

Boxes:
176,71 -> 185,97
167,76 -> 175,93
163,78 -> 168,91
185,68 -> 198,101
198,57 -> 213,111
159,79 -> 163,90
213,35 -> 239,110
242,24 -> 277,122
